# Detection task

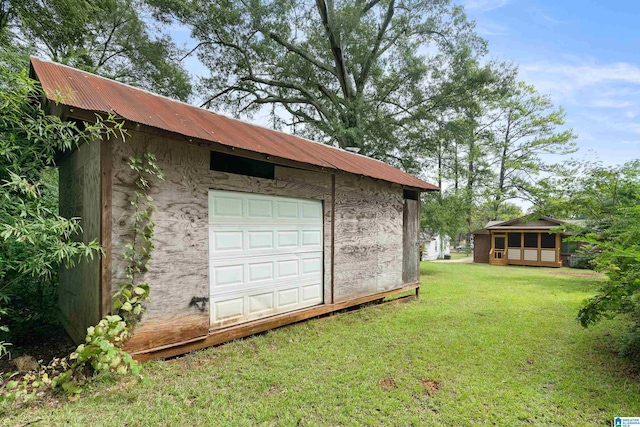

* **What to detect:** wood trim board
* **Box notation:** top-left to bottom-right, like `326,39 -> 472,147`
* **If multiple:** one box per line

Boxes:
132,282 -> 420,361
330,174 -> 336,304
99,137 -> 113,318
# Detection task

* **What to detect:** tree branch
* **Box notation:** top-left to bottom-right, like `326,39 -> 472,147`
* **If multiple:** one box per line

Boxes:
358,0 -> 395,91
315,0 -> 353,99
267,32 -> 335,76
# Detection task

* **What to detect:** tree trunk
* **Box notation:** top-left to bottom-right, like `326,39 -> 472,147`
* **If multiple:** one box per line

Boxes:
492,111 -> 512,219
466,138 -> 475,250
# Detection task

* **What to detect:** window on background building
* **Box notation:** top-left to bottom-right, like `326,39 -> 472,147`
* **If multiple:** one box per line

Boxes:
508,232 -> 521,247
524,233 -> 538,248
541,233 -> 556,249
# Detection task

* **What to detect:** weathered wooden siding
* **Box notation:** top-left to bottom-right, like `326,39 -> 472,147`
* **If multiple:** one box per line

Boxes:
111,132 -> 333,352
333,175 -> 405,302
108,130 -> 418,353
58,141 -> 102,343
402,199 -> 419,284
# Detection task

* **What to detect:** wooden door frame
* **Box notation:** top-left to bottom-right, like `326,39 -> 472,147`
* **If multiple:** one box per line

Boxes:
490,232 -> 507,265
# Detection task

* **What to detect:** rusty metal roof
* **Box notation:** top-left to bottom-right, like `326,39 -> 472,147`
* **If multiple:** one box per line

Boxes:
30,57 -> 438,191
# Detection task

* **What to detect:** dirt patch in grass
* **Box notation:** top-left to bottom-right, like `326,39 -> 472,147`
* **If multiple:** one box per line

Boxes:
379,378 -> 397,391
264,385 -> 284,396
420,379 -> 440,395
0,326 -> 75,375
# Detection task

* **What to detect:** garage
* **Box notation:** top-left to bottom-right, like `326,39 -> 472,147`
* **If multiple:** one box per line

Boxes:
34,57 -> 437,359
208,190 -> 324,328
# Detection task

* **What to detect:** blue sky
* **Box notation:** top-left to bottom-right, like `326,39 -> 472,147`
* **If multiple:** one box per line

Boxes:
464,0 -> 640,166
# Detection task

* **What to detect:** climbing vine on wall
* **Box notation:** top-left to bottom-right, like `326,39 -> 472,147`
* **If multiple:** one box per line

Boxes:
113,151 -> 164,325
2,149 -> 164,402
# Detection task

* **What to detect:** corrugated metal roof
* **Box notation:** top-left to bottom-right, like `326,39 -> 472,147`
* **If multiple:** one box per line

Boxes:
30,57 -> 438,191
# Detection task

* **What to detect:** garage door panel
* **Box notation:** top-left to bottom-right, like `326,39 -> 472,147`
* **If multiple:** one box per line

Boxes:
301,230 -> 322,247
214,297 -> 244,323
211,195 -> 244,218
301,202 -> 322,219
211,283 -> 322,327
247,198 -> 273,218
212,264 -> 244,288
209,190 -> 323,329
210,254 -> 322,291
301,256 -> 322,275
247,261 -> 274,283
302,284 -> 322,301
277,259 -> 299,278
277,201 -> 299,219
278,288 -> 299,307
209,226 -> 322,259
212,231 -> 244,252
248,230 -> 274,250
210,191 -> 322,225
248,292 -> 274,314
276,230 -> 298,248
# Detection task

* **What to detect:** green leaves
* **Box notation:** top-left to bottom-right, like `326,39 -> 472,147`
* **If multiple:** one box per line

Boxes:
7,0 -> 192,101
0,47 -> 120,357
148,0 -> 484,167
0,48 -> 160,398
543,161 -> 640,355
113,150 -> 160,327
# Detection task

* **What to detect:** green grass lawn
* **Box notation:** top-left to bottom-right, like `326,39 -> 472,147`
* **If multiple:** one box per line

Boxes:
3,263 -> 639,426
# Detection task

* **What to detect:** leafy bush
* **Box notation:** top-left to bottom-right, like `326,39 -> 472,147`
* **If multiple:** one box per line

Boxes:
0,47 -> 123,355
573,162 -> 640,357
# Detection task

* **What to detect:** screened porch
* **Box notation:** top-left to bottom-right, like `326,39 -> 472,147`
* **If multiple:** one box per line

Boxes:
489,231 -> 562,267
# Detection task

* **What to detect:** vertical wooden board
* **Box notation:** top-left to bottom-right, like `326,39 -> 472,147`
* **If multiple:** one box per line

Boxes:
58,158 -> 79,342
402,199 -> 419,284
376,189 -> 403,291
58,159 -> 74,218
333,175 -> 405,301
112,132 -> 333,352
100,139 -> 113,318
81,150 -> 102,327
57,141 -> 101,344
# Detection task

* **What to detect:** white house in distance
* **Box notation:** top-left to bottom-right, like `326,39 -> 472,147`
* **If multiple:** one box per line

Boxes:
420,230 -> 450,260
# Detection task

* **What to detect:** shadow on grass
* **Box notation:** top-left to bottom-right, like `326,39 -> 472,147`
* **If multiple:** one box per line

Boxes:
419,266 -> 438,277
529,274 -> 604,296
567,321 -> 640,381
477,265 -> 605,296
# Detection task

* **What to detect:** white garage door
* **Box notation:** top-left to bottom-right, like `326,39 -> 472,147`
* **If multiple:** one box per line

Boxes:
208,190 -> 324,328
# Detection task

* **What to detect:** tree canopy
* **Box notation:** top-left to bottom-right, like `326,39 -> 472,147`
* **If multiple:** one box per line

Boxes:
148,0 -> 494,169
4,0 -> 192,101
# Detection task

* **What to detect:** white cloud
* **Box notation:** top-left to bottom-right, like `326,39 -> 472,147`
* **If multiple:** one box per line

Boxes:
515,56 -> 640,166
580,112 -> 640,135
590,99 -> 634,108
539,13 -> 566,24
520,60 -> 640,95
476,20 -> 509,36
463,0 -> 510,12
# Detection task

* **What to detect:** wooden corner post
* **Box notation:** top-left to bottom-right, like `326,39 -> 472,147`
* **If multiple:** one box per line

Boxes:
99,137 -> 113,318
